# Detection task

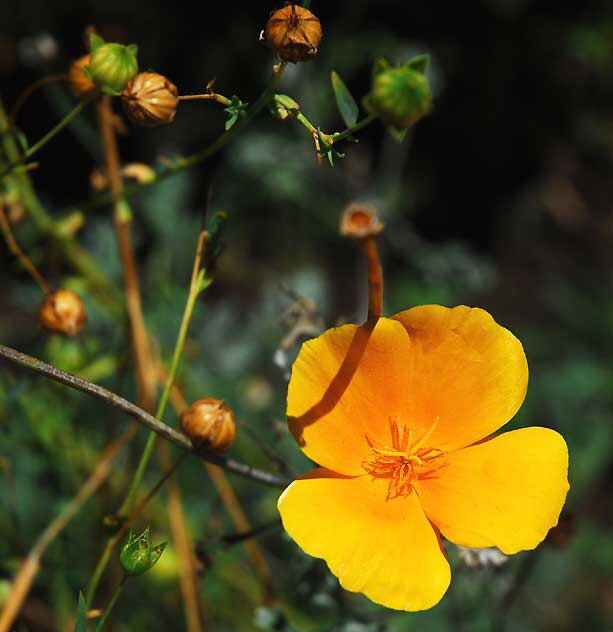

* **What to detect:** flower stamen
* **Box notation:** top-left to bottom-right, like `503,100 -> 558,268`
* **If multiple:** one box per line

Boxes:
363,417 -> 446,501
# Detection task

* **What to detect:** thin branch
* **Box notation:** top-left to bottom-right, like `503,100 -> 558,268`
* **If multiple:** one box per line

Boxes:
0,343 -> 290,489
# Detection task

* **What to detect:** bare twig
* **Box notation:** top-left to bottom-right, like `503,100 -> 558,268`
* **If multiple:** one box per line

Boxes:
0,343 -> 290,489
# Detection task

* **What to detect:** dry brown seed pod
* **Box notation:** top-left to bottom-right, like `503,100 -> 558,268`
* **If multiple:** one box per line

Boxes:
39,289 -> 87,336
340,203 -> 385,240
262,4 -> 322,63
122,72 -> 179,127
180,397 -> 236,454
68,54 -> 97,97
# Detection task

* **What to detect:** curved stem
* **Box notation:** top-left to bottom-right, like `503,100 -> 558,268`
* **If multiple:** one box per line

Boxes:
331,112 -> 378,144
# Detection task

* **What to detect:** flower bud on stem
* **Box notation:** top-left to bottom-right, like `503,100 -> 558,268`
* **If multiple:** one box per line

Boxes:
340,203 -> 385,320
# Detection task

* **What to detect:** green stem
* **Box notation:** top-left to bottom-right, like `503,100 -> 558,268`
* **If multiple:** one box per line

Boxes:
94,575 -> 127,632
80,66 -> 285,212
0,97 -> 93,180
331,113 -> 378,144
178,92 -> 232,106
116,267 -> 206,519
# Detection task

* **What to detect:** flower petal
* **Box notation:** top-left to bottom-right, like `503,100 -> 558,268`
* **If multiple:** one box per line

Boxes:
415,427 -> 569,554
287,318 -> 413,474
392,305 -> 528,450
278,469 -> 451,611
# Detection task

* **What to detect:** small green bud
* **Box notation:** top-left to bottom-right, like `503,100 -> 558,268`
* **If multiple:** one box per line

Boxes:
364,58 -> 432,131
84,35 -> 138,95
119,528 -> 167,576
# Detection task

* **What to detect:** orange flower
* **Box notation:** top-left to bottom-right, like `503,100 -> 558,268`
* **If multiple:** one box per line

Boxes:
278,305 -> 569,611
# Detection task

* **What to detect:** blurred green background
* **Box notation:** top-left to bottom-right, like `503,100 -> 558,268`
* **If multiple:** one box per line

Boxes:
1,0 -> 612,630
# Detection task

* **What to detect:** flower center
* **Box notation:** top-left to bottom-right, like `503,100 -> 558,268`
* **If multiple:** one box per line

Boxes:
362,417 -> 446,501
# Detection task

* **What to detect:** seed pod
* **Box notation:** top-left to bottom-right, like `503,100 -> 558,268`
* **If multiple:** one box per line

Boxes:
365,63 -> 432,130
84,35 -> 138,95
122,72 -> 179,127
261,4 -> 322,63
39,289 -> 87,336
120,528 -> 167,576
180,397 -> 236,454
68,54 -> 97,97
340,203 -> 384,240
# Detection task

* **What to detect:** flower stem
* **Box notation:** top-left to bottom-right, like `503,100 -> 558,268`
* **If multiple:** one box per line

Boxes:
363,237 -> 383,319
94,575 -> 128,632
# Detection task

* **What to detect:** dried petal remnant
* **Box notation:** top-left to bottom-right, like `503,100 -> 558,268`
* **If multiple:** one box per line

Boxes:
340,203 -> 384,240
262,4 -> 322,63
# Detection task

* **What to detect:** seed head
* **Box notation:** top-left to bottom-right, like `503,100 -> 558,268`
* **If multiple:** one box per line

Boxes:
261,4 -> 322,63
122,72 -> 179,127
38,289 -> 87,336
84,35 -> 138,95
180,397 -> 236,454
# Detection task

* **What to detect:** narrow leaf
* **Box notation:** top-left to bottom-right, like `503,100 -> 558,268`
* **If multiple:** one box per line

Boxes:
74,591 -> 87,632
406,53 -> 430,75
331,70 -> 358,127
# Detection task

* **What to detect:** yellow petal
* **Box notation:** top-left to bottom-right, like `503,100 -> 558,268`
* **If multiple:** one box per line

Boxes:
392,305 -> 528,450
278,469 -> 451,611
287,318 -> 413,475
415,427 -> 569,554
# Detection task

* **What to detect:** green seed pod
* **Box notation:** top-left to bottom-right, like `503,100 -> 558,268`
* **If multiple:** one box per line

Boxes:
364,57 -> 432,131
84,34 -> 139,96
119,528 -> 167,576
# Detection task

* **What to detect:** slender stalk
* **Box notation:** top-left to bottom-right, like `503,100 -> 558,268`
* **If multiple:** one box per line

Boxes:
331,113 -> 378,144
363,237 -> 383,319
0,430 -> 133,632
117,230 -> 208,519
85,452 -> 188,608
94,575 -> 127,631
0,97 -> 93,180
97,95 -> 157,413
178,93 -> 232,106
0,205 -> 51,294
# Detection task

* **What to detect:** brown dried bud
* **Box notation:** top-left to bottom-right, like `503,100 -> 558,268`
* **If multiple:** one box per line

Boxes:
262,4 -> 322,63
180,398 -> 236,454
340,203 -> 384,240
68,54 -> 97,97
122,72 -> 179,127
39,290 -> 87,336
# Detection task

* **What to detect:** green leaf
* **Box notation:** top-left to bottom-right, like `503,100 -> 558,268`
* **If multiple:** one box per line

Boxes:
223,95 -> 248,130
331,70 -> 358,127
74,591 -> 87,632
406,53 -> 430,75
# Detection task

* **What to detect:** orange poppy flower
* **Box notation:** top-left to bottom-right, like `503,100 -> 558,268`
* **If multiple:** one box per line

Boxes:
278,305 -> 569,611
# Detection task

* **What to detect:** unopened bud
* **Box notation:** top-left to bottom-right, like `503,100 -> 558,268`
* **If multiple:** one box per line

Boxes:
39,289 -> 87,336
68,54 -> 97,97
270,94 -> 300,121
122,72 -> 179,127
340,203 -> 384,240
365,59 -> 432,130
261,4 -> 322,64
120,528 -> 167,576
84,35 -> 138,95
180,397 -> 236,454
